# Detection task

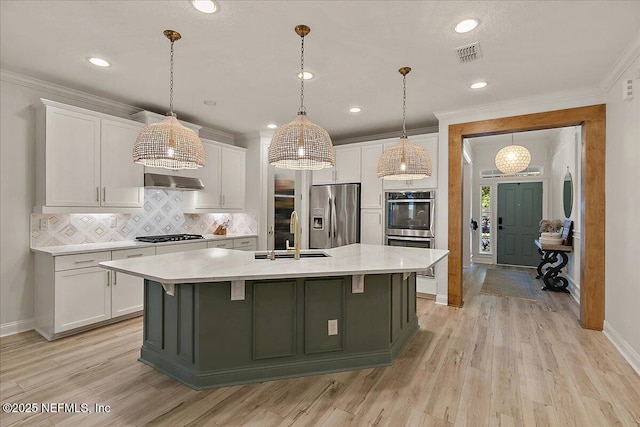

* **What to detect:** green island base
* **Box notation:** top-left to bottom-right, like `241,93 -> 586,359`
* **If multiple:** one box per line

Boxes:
140,272 -> 419,390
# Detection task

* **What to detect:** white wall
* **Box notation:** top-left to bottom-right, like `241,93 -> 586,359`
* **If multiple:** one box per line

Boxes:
550,127 -> 581,301
603,51 -> 640,372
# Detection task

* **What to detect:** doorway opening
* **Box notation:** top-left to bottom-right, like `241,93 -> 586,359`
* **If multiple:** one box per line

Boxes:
448,104 -> 605,330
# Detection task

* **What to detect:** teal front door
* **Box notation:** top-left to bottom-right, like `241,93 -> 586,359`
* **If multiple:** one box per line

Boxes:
497,182 -> 543,267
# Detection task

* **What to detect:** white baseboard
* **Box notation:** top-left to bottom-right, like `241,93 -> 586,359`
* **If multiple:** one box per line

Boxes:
567,275 -> 580,305
603,320 -> 640,376
0,318 -> 35,337
435,294 -> 448,305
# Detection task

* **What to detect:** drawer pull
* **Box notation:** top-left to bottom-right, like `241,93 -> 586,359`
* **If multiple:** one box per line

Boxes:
127,253 -> 144,258
74,259 -> 95,264
239,240 -> 250,245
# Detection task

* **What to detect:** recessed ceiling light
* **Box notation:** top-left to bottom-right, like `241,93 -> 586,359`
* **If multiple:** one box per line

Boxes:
470,81 -> 488,89
192,0 -> 217,14
88,57 -> 110,67
267,124 -> 278,129
455,19 -> 479,34
203,100 -> 217,106
349,107 -> 362,113
297,71 -> 314,80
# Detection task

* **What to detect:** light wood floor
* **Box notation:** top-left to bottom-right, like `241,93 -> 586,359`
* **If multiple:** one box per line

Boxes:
2,265 -> 639,426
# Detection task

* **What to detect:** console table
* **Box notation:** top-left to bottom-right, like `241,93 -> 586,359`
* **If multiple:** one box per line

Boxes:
534,240 -> 572,293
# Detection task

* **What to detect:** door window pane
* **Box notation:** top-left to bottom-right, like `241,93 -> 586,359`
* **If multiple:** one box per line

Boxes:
480,185 -> 491,253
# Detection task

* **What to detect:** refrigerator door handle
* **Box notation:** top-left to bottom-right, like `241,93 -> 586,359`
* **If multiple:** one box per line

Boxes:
327,197 -> 332,239
331,196 -> 337,239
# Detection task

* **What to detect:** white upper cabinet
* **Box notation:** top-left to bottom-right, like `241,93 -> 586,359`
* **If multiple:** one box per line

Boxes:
382,134 -> 438,190
35,99 -> 144,211
187,139 -> 246,211
100,119 -> 145,207
360,143 -> 384,209
195,143 -> 222,208
312,145 -> 361,185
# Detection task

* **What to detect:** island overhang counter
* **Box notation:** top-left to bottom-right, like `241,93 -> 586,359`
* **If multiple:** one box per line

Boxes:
100,244 -> 449,389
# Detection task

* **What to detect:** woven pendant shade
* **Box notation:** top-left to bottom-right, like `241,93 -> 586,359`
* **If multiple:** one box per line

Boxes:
133,29 -> 205,170
133,115 -> 205,169
269,24 -> 334,170
377,137 -> 431,180
269,114 -> 334,170
495,144 -> 531,174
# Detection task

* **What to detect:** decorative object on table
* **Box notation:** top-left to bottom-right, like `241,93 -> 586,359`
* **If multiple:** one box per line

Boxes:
377,67 -> 431,180
133,30 -> 205,170
563,166 -> 573,218
480,268 -> 540,301
560,219 -> 573,246
494,133 -> 531,175
268,25 -> 334,170
538,219 -> 565,245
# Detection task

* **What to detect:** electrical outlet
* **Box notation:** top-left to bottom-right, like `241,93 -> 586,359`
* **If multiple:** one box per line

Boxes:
109,215 -> 117,228
39,218 -> 49,231
328,319 -> 338,336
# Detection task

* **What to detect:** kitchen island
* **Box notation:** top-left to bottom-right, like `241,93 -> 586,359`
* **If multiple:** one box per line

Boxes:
100,244 -> 448,389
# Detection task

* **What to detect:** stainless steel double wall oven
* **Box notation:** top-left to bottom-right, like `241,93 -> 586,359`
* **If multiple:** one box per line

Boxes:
385,191 -> 436,277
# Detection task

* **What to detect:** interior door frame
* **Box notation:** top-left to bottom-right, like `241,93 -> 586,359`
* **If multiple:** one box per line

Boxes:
448,104 -> 605,330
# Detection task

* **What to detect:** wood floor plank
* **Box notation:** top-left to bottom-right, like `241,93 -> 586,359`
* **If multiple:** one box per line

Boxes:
2,265 -> 639,427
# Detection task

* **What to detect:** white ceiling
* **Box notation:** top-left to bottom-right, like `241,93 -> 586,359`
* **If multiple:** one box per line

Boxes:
1,1 -> 639,141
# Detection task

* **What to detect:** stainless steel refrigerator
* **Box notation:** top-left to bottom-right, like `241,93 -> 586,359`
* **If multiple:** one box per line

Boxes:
309,183 -> 360,249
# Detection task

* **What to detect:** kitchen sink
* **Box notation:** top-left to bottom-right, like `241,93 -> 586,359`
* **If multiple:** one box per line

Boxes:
254,251 -> 330,260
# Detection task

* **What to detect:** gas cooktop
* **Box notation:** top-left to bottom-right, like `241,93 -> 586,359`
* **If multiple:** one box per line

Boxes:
135,234 -> 204,243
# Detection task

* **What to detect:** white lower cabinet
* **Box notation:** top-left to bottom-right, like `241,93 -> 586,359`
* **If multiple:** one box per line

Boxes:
54,266 -> 111,333
233,237 -> 257,251
111,247 -> 156,317
35,248 -> 154,340
207,239 -> 234,249
361,209 -> 384,245
155,241 -> 207,255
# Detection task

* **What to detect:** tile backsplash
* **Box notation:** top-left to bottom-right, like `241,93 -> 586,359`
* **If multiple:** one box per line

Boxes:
31,190 -> 257,248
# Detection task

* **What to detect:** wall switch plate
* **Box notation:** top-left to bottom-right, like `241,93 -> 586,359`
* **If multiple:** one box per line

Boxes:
328,319 -> 338,336
109,215 -> 117,228
39,218 -> 49,231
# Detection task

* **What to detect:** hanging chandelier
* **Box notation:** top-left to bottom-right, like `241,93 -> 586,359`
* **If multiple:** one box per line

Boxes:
494,134 -> 531,174
268,25 -> 334,170
377,67 -> 431,180
133,30 -> 205,169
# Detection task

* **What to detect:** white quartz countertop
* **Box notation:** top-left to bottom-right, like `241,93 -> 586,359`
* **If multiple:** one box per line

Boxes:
30,234 -> 257,256
99,244 -> 449,284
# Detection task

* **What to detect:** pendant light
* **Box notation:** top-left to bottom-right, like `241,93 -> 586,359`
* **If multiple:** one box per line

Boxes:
133,30 -> 205,169
494,134 -> 531,174
377,67 -> 431,180
268,25 -> 334,170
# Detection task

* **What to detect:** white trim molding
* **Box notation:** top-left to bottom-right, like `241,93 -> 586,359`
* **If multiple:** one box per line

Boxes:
0,318 -> 35,338
435,294 -> 448,306
603,321 -> 640,376
434,87 -> 604,124
600,30 -> 640,92
567,275 -> 580,305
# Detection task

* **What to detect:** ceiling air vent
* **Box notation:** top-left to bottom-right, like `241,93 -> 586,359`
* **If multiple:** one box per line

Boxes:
456,42 -> 482,63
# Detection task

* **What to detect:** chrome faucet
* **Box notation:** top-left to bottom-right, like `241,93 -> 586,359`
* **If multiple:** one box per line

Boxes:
286,211 -> 301,260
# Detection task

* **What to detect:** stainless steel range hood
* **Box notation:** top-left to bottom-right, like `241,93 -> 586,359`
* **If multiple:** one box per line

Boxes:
144,173 -> 204,191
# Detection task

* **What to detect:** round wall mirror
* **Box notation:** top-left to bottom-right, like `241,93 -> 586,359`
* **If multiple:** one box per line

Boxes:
563,167 -> 573,218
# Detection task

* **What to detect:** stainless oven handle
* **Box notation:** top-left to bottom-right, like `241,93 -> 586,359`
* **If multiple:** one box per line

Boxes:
386,199 -> 434,203
327,197 -> 332,239
430,201 -> 435,234
386,235 -> 434,242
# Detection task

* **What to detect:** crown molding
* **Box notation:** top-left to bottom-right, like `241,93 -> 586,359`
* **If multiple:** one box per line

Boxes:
333,125 -> 439,145
1,68 -> 235,144
235,130 -> 274,144
433,87 -> 604,124
600,30 -> 640,92
1,68 -> 139,117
